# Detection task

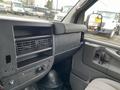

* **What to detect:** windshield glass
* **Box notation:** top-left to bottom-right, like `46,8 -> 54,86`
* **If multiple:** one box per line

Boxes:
0,0 -> 79,21
62,6 -> 73,13
13,3 -> 22,7
85,0 -> 120,46
98,11 -> 116,19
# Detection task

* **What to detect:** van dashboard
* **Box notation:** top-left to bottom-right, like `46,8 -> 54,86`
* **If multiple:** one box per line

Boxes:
0,19 -> 86,90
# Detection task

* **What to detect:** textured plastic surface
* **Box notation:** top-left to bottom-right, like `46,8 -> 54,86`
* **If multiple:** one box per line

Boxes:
53,22 -> 87,34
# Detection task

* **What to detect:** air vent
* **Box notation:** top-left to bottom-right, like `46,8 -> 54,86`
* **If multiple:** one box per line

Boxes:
16,37 -> 52,56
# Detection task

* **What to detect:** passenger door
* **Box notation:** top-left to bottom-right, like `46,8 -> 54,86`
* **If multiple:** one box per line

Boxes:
66,0 -> 120,90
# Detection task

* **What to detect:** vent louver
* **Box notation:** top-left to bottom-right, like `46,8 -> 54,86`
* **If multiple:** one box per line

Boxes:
16,37 -> 52,56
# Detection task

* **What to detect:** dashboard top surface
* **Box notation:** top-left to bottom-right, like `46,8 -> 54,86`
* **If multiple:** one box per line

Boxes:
0,16 -> 51,24
0,17 -> 53,29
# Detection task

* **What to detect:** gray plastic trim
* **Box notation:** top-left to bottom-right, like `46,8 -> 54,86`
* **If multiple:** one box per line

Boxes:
53,22 -> 87,34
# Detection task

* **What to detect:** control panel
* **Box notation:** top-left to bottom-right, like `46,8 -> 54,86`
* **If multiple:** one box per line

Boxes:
0,20 -> 54,90
1,58 -> 53,90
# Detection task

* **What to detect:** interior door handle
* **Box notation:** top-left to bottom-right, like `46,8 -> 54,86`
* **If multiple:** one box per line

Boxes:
99,52 -> 109,64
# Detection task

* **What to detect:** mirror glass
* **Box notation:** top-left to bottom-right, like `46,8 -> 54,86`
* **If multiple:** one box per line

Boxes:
87,13 -> 102,30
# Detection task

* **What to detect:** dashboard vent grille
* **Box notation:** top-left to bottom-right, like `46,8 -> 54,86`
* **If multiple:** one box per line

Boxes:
16,37 -> 52,56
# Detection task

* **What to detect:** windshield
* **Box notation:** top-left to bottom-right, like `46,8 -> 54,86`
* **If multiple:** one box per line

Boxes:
98,11 -> 116,19
13,3 -> 22,7
62,6 -> 73,13
0,0 -> 79,21
85,0 -> 120,46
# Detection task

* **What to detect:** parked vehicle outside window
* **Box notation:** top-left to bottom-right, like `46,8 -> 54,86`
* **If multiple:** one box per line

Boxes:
0,0 -> 78,21
85,0 -> 120,46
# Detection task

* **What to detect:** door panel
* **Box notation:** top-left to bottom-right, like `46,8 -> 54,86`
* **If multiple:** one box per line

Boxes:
70,42 -> 120,90
83,43 -> 120,80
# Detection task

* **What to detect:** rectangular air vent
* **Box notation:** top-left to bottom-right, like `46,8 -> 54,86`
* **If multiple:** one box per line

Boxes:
16,37 -> 52,56
14,26 -> 53,68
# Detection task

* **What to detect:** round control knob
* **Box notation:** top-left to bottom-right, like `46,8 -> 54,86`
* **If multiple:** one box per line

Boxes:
9,80 -> 14,85
36,67 -> 42,74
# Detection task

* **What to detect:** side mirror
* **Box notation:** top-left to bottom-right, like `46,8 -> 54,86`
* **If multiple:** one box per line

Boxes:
86,13 -> 103,31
